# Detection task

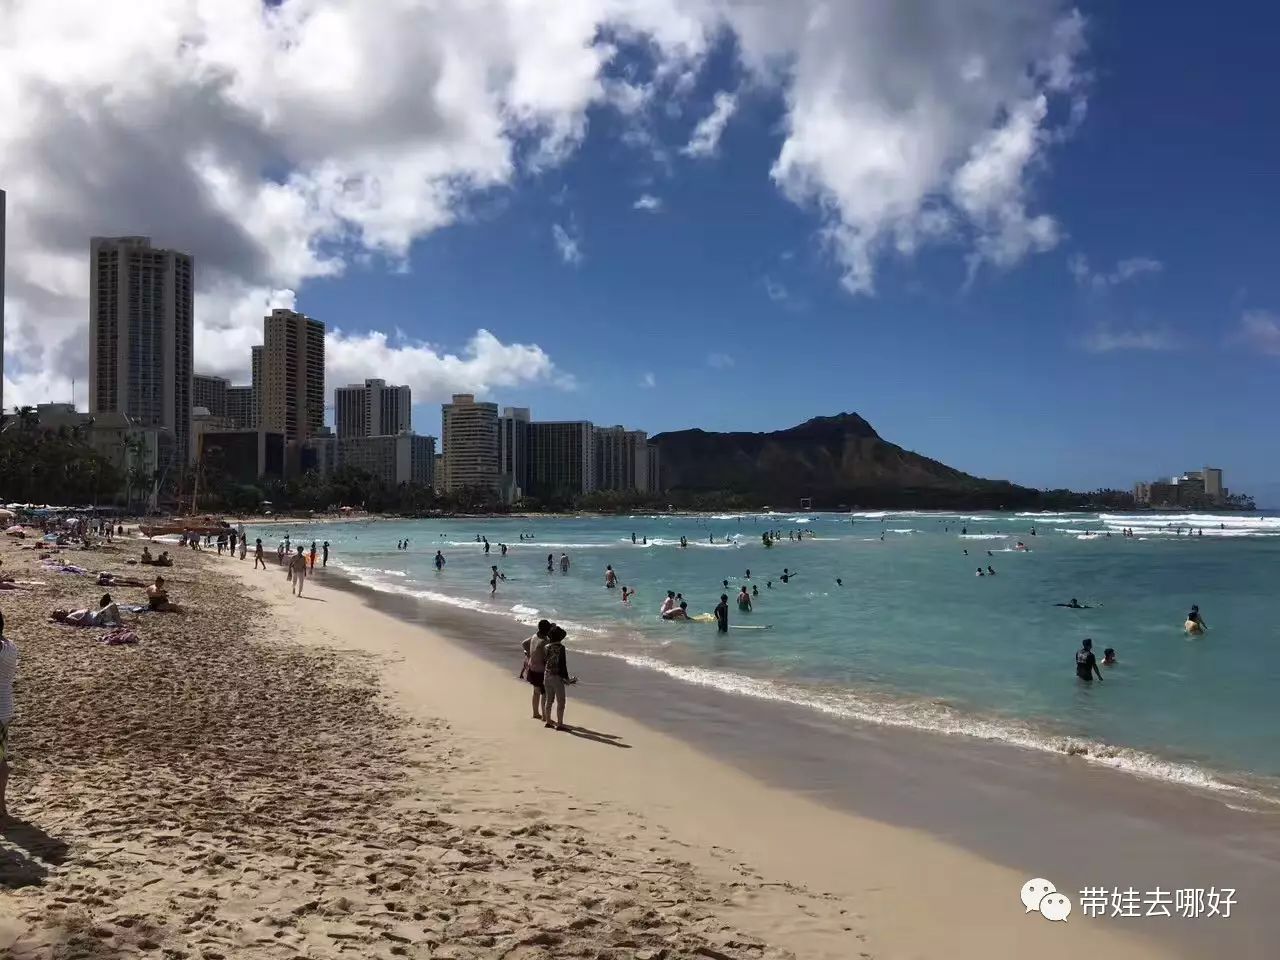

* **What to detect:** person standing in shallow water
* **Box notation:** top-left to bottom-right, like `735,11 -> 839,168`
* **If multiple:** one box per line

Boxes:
1075,637 -> 1103,682
714,594 -> 729,633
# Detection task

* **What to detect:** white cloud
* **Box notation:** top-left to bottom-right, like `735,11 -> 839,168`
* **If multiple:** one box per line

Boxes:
640,371 -> 656,388
327,328 -> 573,404
0,0 -> 1093,403
1069,254 -> 1164,292
764,276 -> 789,302
633,193 -> 663,212
1238,310 -> 1280,356
552,222 -> 583,265
1083,325 -> 1179,353
707,352 -> 735,369
756,3 -> 1088,293
682,90 -> 738,158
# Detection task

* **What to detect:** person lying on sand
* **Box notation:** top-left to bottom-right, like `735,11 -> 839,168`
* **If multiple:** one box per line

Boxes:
147,576 -> 182,613
98,572 -> 148,587
51,595 -> 124,627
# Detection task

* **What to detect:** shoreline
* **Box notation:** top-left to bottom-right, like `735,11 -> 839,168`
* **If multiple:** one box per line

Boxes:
221,553 -> 1242,957
306,561 -> 1280,958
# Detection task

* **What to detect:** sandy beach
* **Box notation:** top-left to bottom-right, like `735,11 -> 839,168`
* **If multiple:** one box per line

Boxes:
0,533 -> 1180,958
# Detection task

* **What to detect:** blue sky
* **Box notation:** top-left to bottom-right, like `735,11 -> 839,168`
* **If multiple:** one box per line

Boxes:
3,1 -> 1277,498
302,3 -> 1280,496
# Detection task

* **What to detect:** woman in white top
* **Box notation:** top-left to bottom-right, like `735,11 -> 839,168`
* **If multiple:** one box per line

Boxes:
0,611 -> 18,822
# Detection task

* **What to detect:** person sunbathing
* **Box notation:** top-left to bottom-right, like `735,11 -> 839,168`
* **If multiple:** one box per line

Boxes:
98,572 -> 148,587
51,594 -> 124,627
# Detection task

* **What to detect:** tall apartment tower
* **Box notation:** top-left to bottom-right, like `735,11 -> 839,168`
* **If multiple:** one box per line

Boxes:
530,421 -> 597,497
441,393 -> 499,492
261,308 -> 325,442
498,407 -> 532,497
334,378 -> 411,438
0,189 -> 6,413
595,425 -> 650,491
250,345 -> 263,427
88,236 -> 194,466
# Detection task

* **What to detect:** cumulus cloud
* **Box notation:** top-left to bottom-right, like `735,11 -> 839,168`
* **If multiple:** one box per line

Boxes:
552,223 -> 583,265
1,0 -> 1091,405
757,2 -> 1088,293
1237,309 -> 1280,356
707,352 -> 735,369
327,328 -> 572,403
1083,324 -> 1179,353
1069,254 -> 1164,291
633,193 -> 663,212
682,91 -> 738,158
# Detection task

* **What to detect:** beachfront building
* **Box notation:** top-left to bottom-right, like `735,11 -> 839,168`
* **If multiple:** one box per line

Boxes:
88,236 -> 195,467
251,345 -> 263,428
1136,467 -> 1230,508
498,406 -> 531,503
200,429 -> 286,483
261,308 -> 325,443
647,443 -> 661,493
33,403 -> 165,500
192,373 -> 228,419
335,378 -> 411,439
226,385 -> 254,428
530,420 -> 597,498
338,433 -> 435,487
594,425 -> 650,492
441,394 -> 499,493
191,407 -> 238,465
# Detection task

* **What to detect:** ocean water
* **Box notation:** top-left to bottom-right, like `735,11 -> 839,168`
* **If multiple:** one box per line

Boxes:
249,511 -> 1280,802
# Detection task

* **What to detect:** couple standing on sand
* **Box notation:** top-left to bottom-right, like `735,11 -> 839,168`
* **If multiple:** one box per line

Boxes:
520,619 -> 578,730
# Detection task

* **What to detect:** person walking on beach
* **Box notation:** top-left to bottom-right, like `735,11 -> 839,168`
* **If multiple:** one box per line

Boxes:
541,625 -> 578,730
521,620 -> 553,718
0,612 -> 18,822
239,535 -> 247,560
254,538 -> 266,569
1075,638 -> 1103,683
229,529 -> 237,556
322,541 -> 329,567
290,546 -> 308,597
714,594 -> 729,633
309,542 -> 317,571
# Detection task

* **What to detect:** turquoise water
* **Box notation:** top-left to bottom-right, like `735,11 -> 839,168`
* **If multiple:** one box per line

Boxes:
251,511 -> 1280,800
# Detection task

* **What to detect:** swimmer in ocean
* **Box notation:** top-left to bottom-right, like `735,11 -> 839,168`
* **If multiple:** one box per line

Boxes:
737,586 -> 752,612
605,565 -> 617,588
659,591 -> 676,618
752,584 -> 759,597
1103,647 -> 1117,666
434,550 -> 445,570
1187,604 -> 1207,631
975,568 -> 984,577
986,566 -> 996,576
835,577 -> 843,586
666,601 -> 690,621
1056,598 -> 1090,609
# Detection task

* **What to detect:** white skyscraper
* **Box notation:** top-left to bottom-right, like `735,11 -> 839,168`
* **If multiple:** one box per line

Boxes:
334,378 -> 411,438
89,236 -> 194,466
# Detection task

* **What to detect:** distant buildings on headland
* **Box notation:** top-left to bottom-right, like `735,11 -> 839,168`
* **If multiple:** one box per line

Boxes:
1134,467 -> 1228,508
